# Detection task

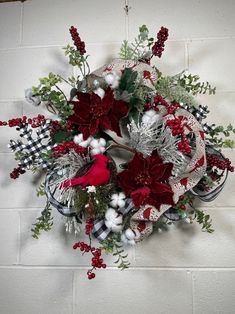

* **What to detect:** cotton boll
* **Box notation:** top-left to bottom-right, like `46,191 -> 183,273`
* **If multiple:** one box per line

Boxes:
105,208 -> 123,232
25,88 -> 41,106
110,192 -> 126,208
73,134 -> 92,148
125,228 -> 135,240
121,228 -> 140,245
105,73 -> 115,85
99,138 -> 106,147
142,109 -> 161,125
90,138 -> 106,155
104,72 -> 120,89
94,87 -> 105,99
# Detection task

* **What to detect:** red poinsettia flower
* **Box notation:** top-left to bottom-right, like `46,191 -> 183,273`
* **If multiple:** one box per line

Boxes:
69,87 -> 128,139
117,152 -> 174,210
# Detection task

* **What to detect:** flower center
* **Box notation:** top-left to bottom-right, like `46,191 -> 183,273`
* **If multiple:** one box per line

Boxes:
135,172 -> 152,186
91,106 -> 104,119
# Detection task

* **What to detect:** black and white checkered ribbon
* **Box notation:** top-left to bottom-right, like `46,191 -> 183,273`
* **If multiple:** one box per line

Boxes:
191,146 -> 229,202
8,121 -> 53,169
45,170 -> 76,217
92,198 -> 135,241
181,104 -> 209,123
163,207 -> 182,221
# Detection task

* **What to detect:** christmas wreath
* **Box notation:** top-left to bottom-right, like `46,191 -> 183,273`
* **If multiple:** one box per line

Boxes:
1,25 -> 234,280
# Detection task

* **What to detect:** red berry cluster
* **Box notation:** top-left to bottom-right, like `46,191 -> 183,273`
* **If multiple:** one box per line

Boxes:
166,117 -> 185,136
0,115 -> 46,128
69,26 -> 86,55
207,154 -> 234,172
73,242 -> 106,280
10,166 -> 25,179
51,140 -> 87,157
28,114 -> 46,128
85,218 -> 94,235
154,94 -> 168,106
144,95 -> 168,111
166,117 -> 191,154
152,26 -> 169,58
166,102 -> 180,115
50,120 -> 74,136
50,120 -> 62,136
145,96 -> 180,115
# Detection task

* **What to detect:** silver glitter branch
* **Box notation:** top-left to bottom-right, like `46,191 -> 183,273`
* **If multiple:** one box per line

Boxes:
127,120 -> 160,156
127,120 -> 188,176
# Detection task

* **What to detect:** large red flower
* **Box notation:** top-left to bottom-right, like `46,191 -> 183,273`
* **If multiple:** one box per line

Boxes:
69,87 -> 128,139
117,152 -> 174,210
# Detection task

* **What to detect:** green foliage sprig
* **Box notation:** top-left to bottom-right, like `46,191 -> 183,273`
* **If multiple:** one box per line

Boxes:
186,193 -> 214,233
32,72 -> 74,119
73,184 -> 115,218
193,209 -> 214,233
36,183 -> 46,197
206,124 -> 235,148
119,25 -> 153,61
116,68 -> 152,121
64,44 -> 90,78
178,73 -> 216,95
101,233 -> 130,270
31,203 -> 53,239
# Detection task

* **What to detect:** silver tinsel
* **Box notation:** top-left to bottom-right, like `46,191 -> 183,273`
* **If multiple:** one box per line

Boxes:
126,120 -> 189,176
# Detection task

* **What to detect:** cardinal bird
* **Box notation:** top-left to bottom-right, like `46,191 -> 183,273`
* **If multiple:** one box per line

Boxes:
61,154 -> 111,188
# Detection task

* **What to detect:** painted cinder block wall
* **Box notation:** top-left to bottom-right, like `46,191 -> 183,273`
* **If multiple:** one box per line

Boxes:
0,1 -> 235,313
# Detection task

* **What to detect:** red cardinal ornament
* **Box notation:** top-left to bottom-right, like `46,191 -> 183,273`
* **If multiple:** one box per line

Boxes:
61,154 -> 111,188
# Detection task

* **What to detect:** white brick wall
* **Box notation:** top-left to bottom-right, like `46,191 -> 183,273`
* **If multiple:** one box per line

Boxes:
0,1 -> 234,313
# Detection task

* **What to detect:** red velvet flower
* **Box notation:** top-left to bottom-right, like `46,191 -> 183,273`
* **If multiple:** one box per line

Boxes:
117,152 -> 174,210
69,87 -> 128,139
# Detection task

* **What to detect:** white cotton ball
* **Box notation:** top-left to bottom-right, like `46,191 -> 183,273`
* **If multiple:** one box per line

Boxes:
105,208 -> 116,220
119,192 -> 126,199
99,146 -> 106,154
121,228 -> 140,245
104,72 -> 120,89
125,228 -> 135,240
90,139 -> 99,148
90,148 -> 100,156
73,134 -> 92,148
73,134 -> 83,144
142,109 -> 161,125
105,73 -> 115,85
121,233 -> 135,246
110,192 -> 126,208
99,138 -> 106,146
105,208 -> 123,232
117,199 -> 126,208
90,138 -> 107,155
94,87 -> 105,99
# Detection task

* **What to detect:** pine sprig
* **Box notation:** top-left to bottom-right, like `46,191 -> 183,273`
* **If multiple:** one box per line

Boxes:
31,203 -> 54,239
